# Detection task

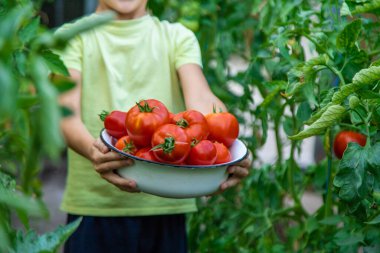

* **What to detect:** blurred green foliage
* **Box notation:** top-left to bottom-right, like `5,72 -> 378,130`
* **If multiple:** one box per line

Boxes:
150,0 -> 380,252
0,1 -> 114,252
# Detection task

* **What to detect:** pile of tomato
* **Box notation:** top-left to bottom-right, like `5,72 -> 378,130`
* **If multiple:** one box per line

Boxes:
100,99 -> 239,165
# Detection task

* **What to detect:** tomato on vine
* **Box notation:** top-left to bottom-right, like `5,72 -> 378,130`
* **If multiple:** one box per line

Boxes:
333,131 -> 366,159
126,99 -> 170,147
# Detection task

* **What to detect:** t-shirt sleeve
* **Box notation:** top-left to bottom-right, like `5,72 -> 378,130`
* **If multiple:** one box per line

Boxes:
55,32 -> 83,72
173,25 -> 203,69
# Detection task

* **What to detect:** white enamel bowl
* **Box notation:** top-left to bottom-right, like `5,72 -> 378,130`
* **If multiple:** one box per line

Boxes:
100,129 -> 248,198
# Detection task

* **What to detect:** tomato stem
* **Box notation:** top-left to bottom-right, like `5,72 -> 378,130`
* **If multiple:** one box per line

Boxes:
176,118 -> 189,128
122,140 -> 135,154
190,138 -> 199,147
151,137 -> 175,154
136,100 -> 155,113
98,110 -> 109,122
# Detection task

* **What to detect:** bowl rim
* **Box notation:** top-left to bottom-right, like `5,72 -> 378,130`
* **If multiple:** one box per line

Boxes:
100,128 -> 249,169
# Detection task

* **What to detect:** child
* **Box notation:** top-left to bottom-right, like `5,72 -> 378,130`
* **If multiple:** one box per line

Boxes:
57,0 -> 251,252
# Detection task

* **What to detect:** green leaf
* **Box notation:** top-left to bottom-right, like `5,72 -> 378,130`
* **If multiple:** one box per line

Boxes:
14,50 -> 27,76
356,90 -> 380,99
331,83 -> 357,104
54,11 -> 116,42
335,232 -> 364,246
285,55 -> 329,97
305,217 -> 319,233
0,63 -> 17,117
41,50 -> 69,76
259,82 -> 286,108
296,101 -> 312,123
332,66 -> 380,104
289,105 -> 346,140
30,57 -> 65,159
365,214 -> 380,225
351,0 -> 380,14
367,143 -> 380,175
319,215 -> 343,225
336,19 -> 362,51
340,2 -> 352,16
14,217 -> 82,253
19,17 -> 40,44
0,172 -> 48,218
51,76 -> 76,94
283,116 -> 294,136
320,88 -> 338,108
352,66 -> 380,86
350,105 -> 366,124
60,106 -> 73,117
371,59 -> 380,67
333,142 -> 368,201
0,4 -> 32,40
17,95 -> 39,109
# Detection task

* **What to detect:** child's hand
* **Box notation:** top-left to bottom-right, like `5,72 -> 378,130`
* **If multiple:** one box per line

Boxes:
218,152 -> 252,193
90,138 -> 140,193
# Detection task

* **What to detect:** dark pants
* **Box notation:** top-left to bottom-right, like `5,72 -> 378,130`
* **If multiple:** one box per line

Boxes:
64,214 -> 187,253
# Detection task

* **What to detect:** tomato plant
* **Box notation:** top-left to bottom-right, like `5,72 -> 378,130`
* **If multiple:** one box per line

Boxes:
186,140 -> 217,165
99,110 -> 128,139
126,99 -> 170,147
151,124 -> 191,164
333,131 -> 367,159
173,110 -> 209,141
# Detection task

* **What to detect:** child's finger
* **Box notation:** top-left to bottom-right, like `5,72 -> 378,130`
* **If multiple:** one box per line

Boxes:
94,159 -> 133,173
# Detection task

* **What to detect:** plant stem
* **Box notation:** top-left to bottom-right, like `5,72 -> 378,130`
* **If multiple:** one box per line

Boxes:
303,33 -> 334,60
288,104 -> 309,217
368,49 -> 380,57
339,122 -> 363,132
326,65 -> 346,87
274,103 -> 287,165
324,128 -> 333,217
274,118 -> 283,164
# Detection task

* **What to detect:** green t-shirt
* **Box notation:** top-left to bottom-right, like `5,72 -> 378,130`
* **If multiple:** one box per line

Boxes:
56,13 -> 202,216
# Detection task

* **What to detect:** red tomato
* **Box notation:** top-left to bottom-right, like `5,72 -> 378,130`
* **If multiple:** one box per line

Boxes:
173,110 -> 209,141
115,136 -> 137,155
186,140 -> 217,165
151,124 -> 191,164
135,147 -> 157,162
205,111 -> 239,147
213,142 -> 232,164
126,99 -> 170,147
333,131 -> 366,159
169,112 -> 176,124
99,110 -> 127,139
